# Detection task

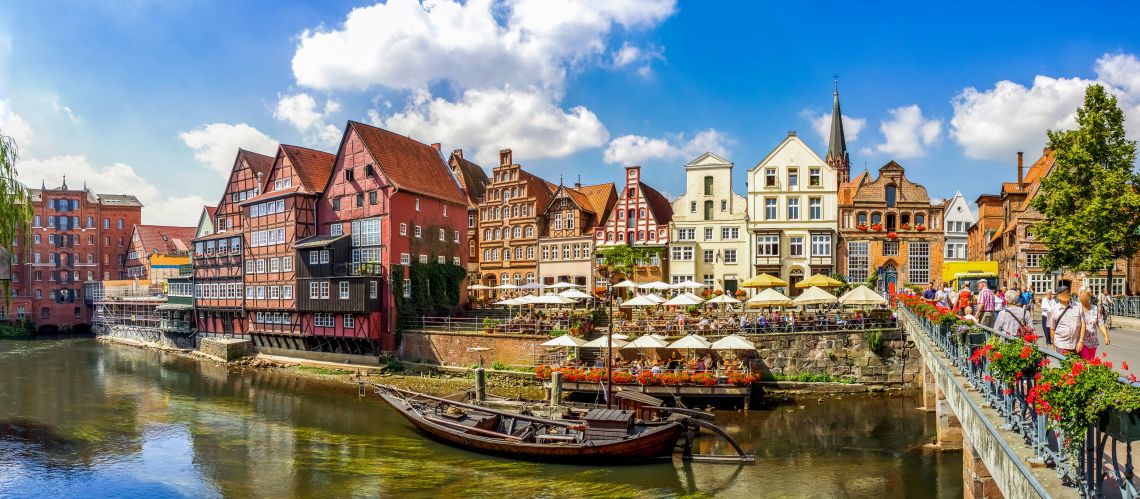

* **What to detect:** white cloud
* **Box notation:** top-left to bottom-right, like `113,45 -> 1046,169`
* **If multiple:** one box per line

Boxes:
950,53 -> 1140,161
18,155 -> 207,226
0,100 -> 34,148
603,128 -> 732,165
291,0 -> 675,94
611,43 -> 642,68
803,110 -> 866,147
50,94 -> 81,124
378,87 -> 609,166
179,123 -> 278,176
873,105 -> 942,159
273,93 -> 342,148
609,42 -> 662,76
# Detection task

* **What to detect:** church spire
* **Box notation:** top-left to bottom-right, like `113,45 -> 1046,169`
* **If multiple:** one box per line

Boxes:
826,77 -> 851,183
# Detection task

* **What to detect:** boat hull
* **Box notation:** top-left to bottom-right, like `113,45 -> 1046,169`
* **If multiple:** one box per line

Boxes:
376,389 -> 684,465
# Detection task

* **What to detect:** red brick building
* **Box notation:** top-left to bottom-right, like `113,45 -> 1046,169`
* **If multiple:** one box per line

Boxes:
4,180 -> 141,331
304,121 -> 469,353
475,149 -> 555,289
594,166 -> 674,284
192,149 -> 274,337
241,144 -> 334,351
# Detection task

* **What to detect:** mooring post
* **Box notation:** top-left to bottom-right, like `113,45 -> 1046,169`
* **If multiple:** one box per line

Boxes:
550,370 -> 563,407
475,367 -> 486,403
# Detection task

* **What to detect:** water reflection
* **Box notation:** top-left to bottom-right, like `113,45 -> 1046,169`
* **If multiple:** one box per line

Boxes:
0,339 -> 961,498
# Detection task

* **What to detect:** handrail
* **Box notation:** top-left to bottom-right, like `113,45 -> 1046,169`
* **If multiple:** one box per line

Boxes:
899,305 -> 1140,496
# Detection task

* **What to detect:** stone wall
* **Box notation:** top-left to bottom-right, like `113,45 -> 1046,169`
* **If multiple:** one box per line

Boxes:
98,325 -> 195,350
399,330 -> 544,367
752,328 -> 921,385
199,338 -> 252,361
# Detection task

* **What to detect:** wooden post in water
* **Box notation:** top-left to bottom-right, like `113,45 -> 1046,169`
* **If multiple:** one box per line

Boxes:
550,370 -> 562,407
475,367 -> 486,402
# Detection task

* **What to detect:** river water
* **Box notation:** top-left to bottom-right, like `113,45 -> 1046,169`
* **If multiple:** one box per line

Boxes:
0,339 -> 961,498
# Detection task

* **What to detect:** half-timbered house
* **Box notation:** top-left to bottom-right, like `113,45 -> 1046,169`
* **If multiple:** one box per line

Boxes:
594,166 -> 673,284
537,181 -> 616,288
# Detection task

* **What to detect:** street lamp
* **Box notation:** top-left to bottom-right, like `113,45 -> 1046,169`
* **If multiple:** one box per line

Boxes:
596,263 -> 615,409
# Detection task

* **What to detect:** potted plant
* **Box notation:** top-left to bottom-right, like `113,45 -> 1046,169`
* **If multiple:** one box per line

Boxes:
899,223 -> 912,230
916,224 -> 927,232
870,223 -> 884,231
1028,356 -> 1126,459
569,321 -> 582,336
735,289 -> 747,299
974,334 -> 1043,384
856,223 -> 869,231
886,231 -> 898,239
483,317 -> 501,333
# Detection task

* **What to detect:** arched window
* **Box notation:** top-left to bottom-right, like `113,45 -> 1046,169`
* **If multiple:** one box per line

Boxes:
527,246 -> 535,259
503,248 -> 510,260
483,249 -> 490,261
483,229 -> 491,240
494,228 -> 501,240
512,187 -> 519,198
500,272 -> 509,284
916,213 -> 926,226
526,272 -> 535,283
513,226 -> 521,238
515,247 -> 522,260
886,184 -> 897,208
871,213 -> 882,225
492,249 -> 500,261
856,212 -> 867,225
524,225 -> 534,237
512,205 -> 519,217
513,273 -> 522,286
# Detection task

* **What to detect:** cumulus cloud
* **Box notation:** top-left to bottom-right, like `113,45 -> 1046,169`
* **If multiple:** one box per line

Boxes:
377,87 -> 609,166
603,128 -> 732,165
872,105 -> 942,159
291,0 -> 675,94
18,155 -> 207,226
0,100 -> 34,148
179,123 -> 278,176
274,93 -> 342,148
951,53 -> 1140,161
803,110 -> 866,147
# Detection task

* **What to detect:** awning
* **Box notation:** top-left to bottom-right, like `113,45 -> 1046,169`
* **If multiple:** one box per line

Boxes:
156,304 -> 194,311
294,235 -> 349,249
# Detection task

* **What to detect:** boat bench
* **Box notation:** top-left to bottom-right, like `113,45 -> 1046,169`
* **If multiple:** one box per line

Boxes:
535,434 -> 577,444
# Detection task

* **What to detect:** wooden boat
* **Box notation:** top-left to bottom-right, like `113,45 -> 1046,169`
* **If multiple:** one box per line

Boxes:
368,383 -> 686,464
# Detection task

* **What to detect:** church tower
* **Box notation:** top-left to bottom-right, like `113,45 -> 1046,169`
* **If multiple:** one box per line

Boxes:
826,80 -> 851,184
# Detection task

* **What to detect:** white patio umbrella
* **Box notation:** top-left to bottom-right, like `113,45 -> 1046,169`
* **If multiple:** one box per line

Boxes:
647,293 -> 667,304
707,294 -> 741,305
663,293 -> 704,306
674,280 -> 705,289
558,289 -> 593,300
468,284 -> 491,290
542,335 -> 587,347
746,288 -> 792,307
612,280 -> 639,289
637,280 -> 672,290
515,294 -> 541,304
581,336 -> 629,348
493,298 -> 521,306
622,335 -> 669,350
793,286 -> 839,306
519,282 -> 546,291
711,334 -> 757,350
668,335 -> 711,350
547,281 -> 583,289
839,285 -> 889,306
681,292 -> 705,301
649,333 -> 667,340
533,293 -> 577,305
612,333 -> 630,340
494,283 -> 519,290
620,294 -> 659,307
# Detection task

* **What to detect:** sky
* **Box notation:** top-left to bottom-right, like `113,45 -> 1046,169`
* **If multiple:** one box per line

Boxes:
1,0 -> 1140,225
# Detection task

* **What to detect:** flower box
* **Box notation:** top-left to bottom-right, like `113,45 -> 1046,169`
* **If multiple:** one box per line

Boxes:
856,224 -> 869,231
886,231 -> 899,239
916,224 -> 927,232
870,223 -> 884,231
899,223 -> 912,230
1102,408 -> 1140,443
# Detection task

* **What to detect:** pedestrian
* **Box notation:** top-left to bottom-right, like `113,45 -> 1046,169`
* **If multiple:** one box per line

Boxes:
941,283 -> 953,309
1078,286 -> 1111,361
934,285 -> 947,309
957,285 -> 972,313
1050,286 -> 1082,356
1021,287 -> 1035,313
949,284 -> 961,311
923,282 -> 937,301
995,287 -> 1007,313
1040,290 -> 1058,346
994,289 -> 1032,338
977,281 -> 996,328
1098,287 -> 1115,329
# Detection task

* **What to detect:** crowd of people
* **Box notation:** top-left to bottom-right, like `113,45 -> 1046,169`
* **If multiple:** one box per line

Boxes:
611,308 -> 894,335
912,280 -> 1115,362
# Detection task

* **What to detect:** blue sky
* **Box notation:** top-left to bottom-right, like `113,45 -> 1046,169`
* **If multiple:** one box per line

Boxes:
2,0 -> 1139,224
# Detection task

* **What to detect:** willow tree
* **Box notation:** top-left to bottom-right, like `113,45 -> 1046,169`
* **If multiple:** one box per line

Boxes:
1030,84 -> 1140,290
0,133 -> 33,302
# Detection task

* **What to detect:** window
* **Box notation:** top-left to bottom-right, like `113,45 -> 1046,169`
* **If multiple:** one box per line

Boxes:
756,234 -> 779,256
419,254 -> 428,264
339,281 -> 350,299
765,169 -> 776,187
320,250 -> 329,264
438,228 -> 446,242
883,240 -> 899,256
342,315 -> 354,329
1025,253 -> 1043,268
690,201 -> 697,213
720,227 -> 739,240
847,242 -> 870,283
809,198 -> 822,220
788,168 -> 798,189
352,218 -> 382,246
403,278 -> 412,297
118,218 -> 124,229
320,281 -> 330,299
400,253 -> 410,265
703,249 -> 714,264
908,242 -> 930,284
314,313 -> 334,327
345,168 -> 355,182
704,227 -> 713,240
102,218 -> 109,229
369,280 -> 378,299
309,251 -> 319,264
704,200 -> 713,220
916,214 -> 926,226
723,249 -> 737,263
414,226 -> 422,238
809,168 -> 821,187
670,246 -> 694,261
787,198 -> 799,220
468,213 -> 475,228
703,274 -> 715,288
789,236 -> 804,257
256,259 -> 266,273
886,185 -> 897,208
1027,274 -> 1052,294
720,200 -> 727,212
765,198 -> 777,220
415,198 -> 421,211
269,286 -> 280,299
269,258 -> 280,273
332,196 -> 341,211
369,191 -> 378,205
677,228 -> 695,241
703,176 -> 714,195
811,234 -> 832,256
282,256 -> 293,272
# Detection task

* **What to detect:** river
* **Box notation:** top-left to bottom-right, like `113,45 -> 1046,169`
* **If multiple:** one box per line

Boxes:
0,339 -> 961,498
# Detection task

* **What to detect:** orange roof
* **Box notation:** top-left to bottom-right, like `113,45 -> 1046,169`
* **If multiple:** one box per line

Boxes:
281,144 -> 335,192
240,185 -> 303,205
348,121 -> 466,205
1023,150 -> 1054,185
134,225 -> 197,256
204,205 -> 217,219
240,149 -> 275,189
576,182 -> 617,219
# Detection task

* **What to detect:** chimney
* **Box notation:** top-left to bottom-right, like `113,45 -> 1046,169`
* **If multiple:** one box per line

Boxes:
430,143 -> 441,152
499,149 -> 512,166
575,174 -> 581,189
1016,152 -> 1024,186
452,149 -> 463,160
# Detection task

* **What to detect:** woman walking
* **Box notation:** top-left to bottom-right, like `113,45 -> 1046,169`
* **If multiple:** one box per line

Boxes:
994,289 -> 1032,338
1040,290 -> 1058,346
1078,286 -> 1111,361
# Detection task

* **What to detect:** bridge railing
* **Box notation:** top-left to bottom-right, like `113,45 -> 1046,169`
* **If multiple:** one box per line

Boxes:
1108,296 -> 1140,319
900,306 -> 1140,497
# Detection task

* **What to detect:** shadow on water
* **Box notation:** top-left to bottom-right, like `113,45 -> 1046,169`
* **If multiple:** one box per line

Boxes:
0,338 -> 962,498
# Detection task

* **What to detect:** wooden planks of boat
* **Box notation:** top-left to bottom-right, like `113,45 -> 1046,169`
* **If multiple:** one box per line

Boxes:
368,383 -> 684,465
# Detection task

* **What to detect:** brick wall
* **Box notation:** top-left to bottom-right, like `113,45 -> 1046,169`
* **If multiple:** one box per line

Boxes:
399,331 -> 545,367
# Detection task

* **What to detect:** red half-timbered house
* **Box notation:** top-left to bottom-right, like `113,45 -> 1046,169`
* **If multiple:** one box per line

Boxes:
240,145 -> 334,351
594,166 -> 674,283
192,149 -> 274,337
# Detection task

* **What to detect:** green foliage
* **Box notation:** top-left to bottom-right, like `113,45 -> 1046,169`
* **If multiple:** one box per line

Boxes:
1030,84 -> 1140,272
865,272 -> 878,288
0,134 -> 34,303
482,317 -> 501,331
594,244 -> 662,278
865,329 -> 883,352
1030,357 -> 1123,459
978,336 -> 1044,384
384,358 -> 404,373
492,361 -> 508,371
830,273 -> 851,295
0,320 -> 33,338
761,371 -> 856,384
391,262 -> 466,326
295,365 -> 354,376
548,327 -> 568,337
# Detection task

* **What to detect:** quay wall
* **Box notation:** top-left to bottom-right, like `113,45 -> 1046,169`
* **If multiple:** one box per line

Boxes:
399,330 -> 546,367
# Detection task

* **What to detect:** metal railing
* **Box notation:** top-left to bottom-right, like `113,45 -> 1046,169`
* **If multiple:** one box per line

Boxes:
401,315 -> 575,335
613,317 -> 898,336
1109,296 -> 1140,319
900,306 -> 1140,497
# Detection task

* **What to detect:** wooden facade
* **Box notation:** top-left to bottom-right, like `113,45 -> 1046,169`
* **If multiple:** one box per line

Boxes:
537,182 -> 616,288
476,149 -> 554,289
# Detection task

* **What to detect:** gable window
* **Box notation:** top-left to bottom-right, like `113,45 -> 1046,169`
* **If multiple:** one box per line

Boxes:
885,184 -> 897,208
703,176 -> 713,195
356,193 -> 364,207
765,169 -> 776,187
369,191 -> 378,205
332,196 -> 341,211
345,168 -> 355,182
788,168 -> 798,189
809,168 -> 821,186
703,200 -> 713,221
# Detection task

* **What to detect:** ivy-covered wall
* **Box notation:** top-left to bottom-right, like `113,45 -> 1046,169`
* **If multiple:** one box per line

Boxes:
391,262 -> 466,325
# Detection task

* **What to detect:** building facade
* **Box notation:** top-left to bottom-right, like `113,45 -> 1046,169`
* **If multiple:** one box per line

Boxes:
475,149 -> 553,289
537,181 -> 616,288
968,194 -> 1002,262
838,161 -> 945,292
242,145 -> 334,350
448,149 -> 489,285
670,153 -> 749,293
746,133 -> 838,293
192,149 -> 274,337
594,166 -> 673,284
5,181 -> 142,330
125,225 -> 195,283
942,192 -> 975,262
